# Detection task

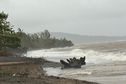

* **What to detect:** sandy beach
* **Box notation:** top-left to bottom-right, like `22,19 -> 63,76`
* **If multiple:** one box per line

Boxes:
0,57 -> 98,84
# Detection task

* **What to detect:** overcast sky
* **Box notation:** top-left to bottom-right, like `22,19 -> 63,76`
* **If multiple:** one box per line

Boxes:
0,0 -> 126,36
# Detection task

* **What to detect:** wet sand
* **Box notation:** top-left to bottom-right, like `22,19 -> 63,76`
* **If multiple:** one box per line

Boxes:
44,61 -> 126,84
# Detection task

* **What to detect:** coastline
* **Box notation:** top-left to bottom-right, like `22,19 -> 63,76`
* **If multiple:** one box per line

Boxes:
0,56 -> 98,84
43,61 -> 126,84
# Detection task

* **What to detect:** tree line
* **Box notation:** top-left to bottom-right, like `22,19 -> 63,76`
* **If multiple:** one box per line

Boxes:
17,29 -> 73,49
0,12 -> 21,50
0,12 -> 73,50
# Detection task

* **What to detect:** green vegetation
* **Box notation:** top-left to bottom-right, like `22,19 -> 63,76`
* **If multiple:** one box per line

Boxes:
0,12 -> 73,50
17,29 -> 73,49
0,12 -> 21,50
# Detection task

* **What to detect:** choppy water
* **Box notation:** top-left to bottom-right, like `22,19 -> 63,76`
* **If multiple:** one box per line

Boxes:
27,47 -> 126,64
27,43 -> 126,84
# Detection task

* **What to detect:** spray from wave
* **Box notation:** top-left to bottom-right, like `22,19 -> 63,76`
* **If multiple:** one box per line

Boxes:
27,48 -> 126,64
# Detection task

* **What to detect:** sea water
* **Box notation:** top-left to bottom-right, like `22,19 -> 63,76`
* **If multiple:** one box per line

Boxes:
27,43 -> 126,84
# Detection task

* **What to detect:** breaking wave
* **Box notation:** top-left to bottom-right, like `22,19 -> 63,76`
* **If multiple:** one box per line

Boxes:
27,48 -> 126,64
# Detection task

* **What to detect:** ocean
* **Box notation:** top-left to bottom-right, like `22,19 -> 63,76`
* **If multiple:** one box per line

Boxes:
27,42 -> 126,84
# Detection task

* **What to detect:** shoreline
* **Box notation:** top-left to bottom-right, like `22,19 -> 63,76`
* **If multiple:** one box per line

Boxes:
0,56 -> 98,84
43,61 -> 126,84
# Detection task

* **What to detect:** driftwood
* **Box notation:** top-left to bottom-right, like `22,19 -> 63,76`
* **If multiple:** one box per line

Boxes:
60,56 -> 86,69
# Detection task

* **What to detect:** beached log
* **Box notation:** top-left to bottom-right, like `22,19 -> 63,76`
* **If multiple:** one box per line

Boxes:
80,56 -> 86,65
60,56 -> 86,69
60,60 -> 71,68
66,59 -> 71,63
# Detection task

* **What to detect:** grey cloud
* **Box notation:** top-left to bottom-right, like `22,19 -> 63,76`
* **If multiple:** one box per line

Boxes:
0,0 -> 126,36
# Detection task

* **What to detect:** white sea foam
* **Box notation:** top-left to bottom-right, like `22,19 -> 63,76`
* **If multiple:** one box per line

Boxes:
27,47 -> 126,84
43,67 -> 62,76
27,48 -> 126,64
43,67 -> 92,77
